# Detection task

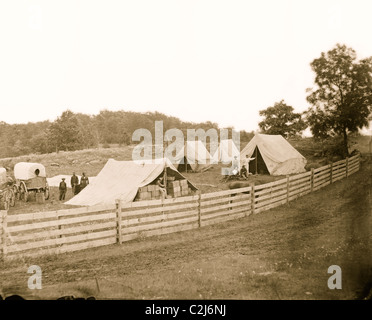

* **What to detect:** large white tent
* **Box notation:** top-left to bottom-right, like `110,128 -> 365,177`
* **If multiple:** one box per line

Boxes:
65,158 -> 197,207
173,140 -> 212,172
212,139 -> 240,164
240,134 -> 307,176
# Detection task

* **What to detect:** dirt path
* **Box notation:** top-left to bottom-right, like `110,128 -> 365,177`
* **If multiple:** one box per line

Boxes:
1,158 -> 371,300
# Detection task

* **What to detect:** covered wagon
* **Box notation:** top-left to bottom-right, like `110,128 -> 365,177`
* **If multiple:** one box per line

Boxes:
14,162 -> 50,202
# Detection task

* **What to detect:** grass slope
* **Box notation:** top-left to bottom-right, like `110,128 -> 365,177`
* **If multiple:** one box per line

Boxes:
0,157 -> 370,300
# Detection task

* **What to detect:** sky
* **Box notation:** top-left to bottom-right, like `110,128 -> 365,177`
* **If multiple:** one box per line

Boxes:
1,0 -> 372,133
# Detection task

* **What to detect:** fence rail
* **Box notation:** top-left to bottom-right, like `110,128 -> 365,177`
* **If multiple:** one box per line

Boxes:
0,154 -> 361,260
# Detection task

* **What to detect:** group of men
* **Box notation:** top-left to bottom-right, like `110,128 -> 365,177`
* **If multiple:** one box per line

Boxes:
59,172 -> 89,201
231,154 -> 255,179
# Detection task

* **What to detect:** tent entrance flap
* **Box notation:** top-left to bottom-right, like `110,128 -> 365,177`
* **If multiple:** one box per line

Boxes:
250,146 -> 269,175
177,157 -> 193,172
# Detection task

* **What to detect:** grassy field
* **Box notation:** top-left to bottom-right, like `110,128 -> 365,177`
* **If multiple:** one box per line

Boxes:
0,154 -> 371,300
0,136 -> 371,300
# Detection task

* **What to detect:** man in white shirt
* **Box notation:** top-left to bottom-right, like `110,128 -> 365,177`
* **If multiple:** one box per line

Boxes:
232,156 -> 240,175
243,154 -> 255,175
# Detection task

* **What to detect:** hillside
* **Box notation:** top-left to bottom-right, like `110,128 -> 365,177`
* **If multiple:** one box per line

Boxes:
0,153 -> 370,300
1,135 -> 370,214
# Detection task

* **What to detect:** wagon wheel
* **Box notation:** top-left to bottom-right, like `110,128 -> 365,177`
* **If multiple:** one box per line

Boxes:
9,188 -> 16,207
13,184 -> 20,201
3,198 -> 9,210
2,189 -> 11,210
19,181 -> 28,202
44,182 -> 50,200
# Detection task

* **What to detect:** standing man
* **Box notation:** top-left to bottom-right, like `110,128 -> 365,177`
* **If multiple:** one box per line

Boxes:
80,172 -> 89,190
59,178 -> 67,201
70,172 -> 79,195
244,154 -> 255,176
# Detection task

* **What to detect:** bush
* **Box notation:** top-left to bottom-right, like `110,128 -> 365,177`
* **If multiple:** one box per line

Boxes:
305,162 -> 322,171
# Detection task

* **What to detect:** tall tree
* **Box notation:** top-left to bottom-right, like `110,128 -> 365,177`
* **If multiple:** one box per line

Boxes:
305,44 -> 372,156
258,100 -> 306,137
48,110 -> 84,152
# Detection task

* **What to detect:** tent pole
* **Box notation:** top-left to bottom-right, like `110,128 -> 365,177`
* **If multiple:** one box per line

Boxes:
163,168 -> 167,191
185,142 -> 188,173
255,147 -> 258,175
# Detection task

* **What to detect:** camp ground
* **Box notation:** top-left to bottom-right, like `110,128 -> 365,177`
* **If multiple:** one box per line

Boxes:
239,134 -> 307,176
0,133 -> 366,300
64,157 -> 198,207
212,139 -> 240,164
173,140 -> 213,172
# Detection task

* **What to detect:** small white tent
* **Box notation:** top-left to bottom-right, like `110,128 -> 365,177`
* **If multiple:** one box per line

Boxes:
47,175 -> 97,188
212,139 -> 240,164
65,158 -> 197,207
240,134 -> 307,176
173,140 -> 212,172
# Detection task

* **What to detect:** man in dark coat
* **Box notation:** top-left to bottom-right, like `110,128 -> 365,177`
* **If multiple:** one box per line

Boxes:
80,172 -> 89,190
240,164 -> 248,179
59,178 -> 67,201
70,172 -> 79,195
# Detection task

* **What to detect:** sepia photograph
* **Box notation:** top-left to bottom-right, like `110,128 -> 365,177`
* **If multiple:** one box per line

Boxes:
0,0 -> 371,311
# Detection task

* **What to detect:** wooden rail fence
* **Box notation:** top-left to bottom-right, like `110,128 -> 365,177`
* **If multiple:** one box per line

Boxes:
0,154 -> 360,260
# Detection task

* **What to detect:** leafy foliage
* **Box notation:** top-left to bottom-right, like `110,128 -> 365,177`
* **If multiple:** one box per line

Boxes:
305,44 -> 372,156
258,100 -> 306,137
47,110 -> 88,152
0,110 -> 252,158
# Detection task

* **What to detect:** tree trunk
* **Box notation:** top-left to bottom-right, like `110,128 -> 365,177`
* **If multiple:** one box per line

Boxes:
342,127 -> 349,157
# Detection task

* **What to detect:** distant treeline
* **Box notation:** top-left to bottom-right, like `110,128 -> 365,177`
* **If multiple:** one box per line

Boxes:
0,110 -> 254,158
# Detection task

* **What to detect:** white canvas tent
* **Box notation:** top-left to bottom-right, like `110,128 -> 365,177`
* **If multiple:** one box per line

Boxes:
47,175 -> 96,188
240,134 -> 307,176
212,139 -> 240,163
173,140 -> 212,172
65,158 -> 197,207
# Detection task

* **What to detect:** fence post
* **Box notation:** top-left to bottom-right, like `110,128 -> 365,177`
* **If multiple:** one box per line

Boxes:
330,162 -> 333,184
115,200 -> 122,244
197,190 -> 202,228
250,182 -> 255,215
310,168 -> 314,192
286,175 -> 290,205
58,213 -> 63,239
346,157 -> 349,178
1,210 -> 7,259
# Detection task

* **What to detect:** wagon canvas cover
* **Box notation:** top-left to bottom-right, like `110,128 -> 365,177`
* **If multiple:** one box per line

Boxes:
0,167 -> 7,185
65,158 -> 197,207
14,162 -> 46,180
